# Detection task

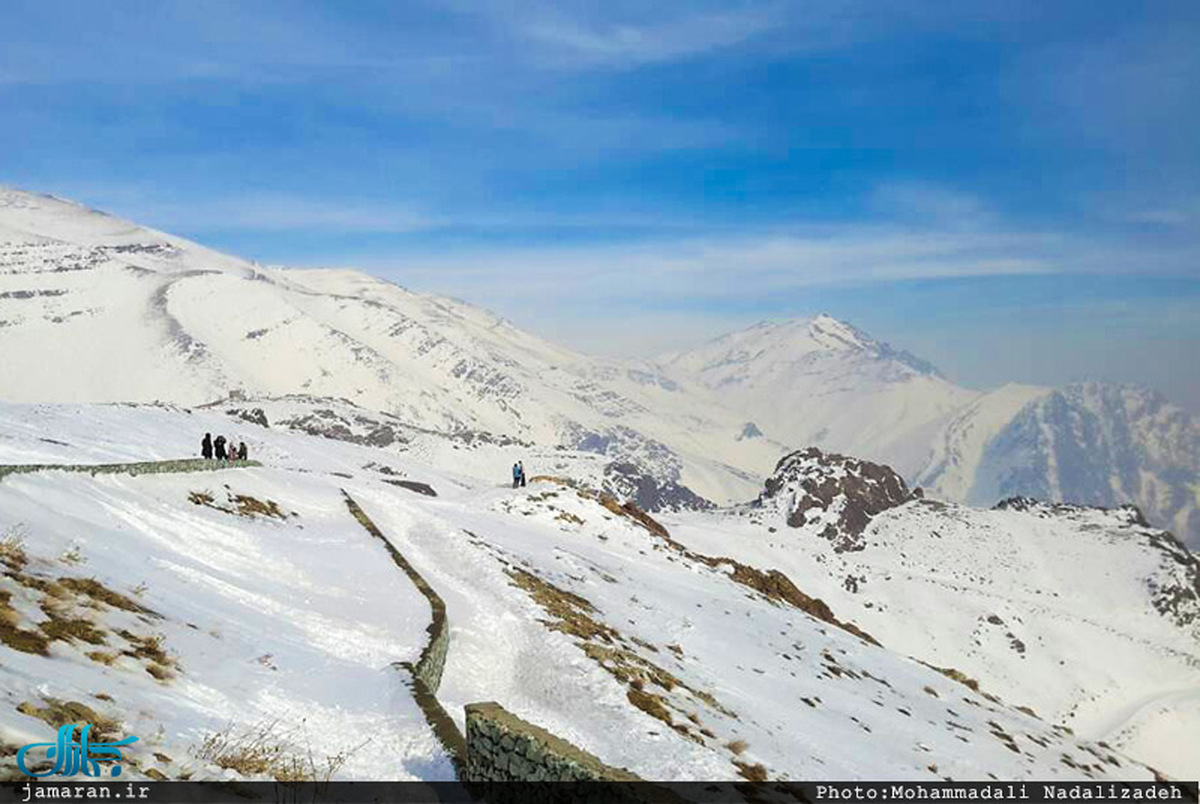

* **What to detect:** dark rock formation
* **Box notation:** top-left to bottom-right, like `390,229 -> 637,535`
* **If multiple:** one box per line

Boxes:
760,447 -> 916,552
384,479 -> 438,498
602,462 -> 713,513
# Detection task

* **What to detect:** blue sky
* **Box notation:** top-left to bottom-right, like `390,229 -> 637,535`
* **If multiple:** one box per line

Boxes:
2,1 -> 1199,407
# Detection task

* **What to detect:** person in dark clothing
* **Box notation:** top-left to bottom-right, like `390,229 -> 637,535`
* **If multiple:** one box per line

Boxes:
201,433 -> 213,460
512,462 -> 521,489
518,461 -> 526,488
214,435 -> 227,461
237,442 -> 248,461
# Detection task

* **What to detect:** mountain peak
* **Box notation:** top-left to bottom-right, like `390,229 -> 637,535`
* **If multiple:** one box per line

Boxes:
664,315 -> 943,380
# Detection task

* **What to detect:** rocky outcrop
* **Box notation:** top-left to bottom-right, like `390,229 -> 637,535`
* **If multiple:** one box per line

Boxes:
602,462 -> 713,513
384,478 -> 439,497
759,447 -> 916,552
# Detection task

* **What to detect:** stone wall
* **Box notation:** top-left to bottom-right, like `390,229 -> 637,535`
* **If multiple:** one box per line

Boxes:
0,458 -> 261,482
341,492 -> 466,771
464,702 -> 642,782
341,492 -> 449,692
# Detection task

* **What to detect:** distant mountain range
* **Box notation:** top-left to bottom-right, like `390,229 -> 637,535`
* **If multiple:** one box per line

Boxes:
1,186 -> 1197,546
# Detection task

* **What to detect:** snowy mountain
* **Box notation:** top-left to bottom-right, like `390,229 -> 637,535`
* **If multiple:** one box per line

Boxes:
3,185 -> 1197,548
0,402 -> 1194,781
654,320 -> 1200,548
916,382 -> 1200,550
654,317 -> 977,479
0,187 -> 783,508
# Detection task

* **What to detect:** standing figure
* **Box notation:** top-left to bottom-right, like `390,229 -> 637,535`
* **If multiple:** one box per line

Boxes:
238,442 -> 248,461
512,462 -> 520,489
201,433 -> 213,460
518,461 -> 526,488
214,435 -> 227,461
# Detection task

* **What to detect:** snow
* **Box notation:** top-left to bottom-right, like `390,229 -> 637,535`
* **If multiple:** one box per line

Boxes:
0,400 -> 1189,781
664,494 -> 1200,781
0,405 -> 1180,782
0,459 -> 447,780
0,188 -> 1197,782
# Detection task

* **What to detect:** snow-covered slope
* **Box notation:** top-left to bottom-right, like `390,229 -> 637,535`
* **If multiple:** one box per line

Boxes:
669,448 -> 1200,780
0,402 -> 1184,782
0,188 -> 780,508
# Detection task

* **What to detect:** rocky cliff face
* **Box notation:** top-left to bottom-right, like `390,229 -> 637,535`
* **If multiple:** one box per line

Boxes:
968,383 -> 1200,548
758,447 -> 917,552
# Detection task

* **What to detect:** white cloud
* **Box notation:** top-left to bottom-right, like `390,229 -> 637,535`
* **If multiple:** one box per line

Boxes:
360,225 -> 1062,307
515,8 -> 771,68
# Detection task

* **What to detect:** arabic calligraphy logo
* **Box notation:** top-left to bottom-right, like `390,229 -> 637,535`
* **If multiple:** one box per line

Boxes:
16,724 -> 139,778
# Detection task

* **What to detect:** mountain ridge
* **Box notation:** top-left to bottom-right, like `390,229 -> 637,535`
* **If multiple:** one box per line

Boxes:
1,186 -> 1197,546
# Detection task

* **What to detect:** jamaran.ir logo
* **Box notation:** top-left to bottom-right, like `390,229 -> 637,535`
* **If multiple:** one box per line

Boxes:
16,723 -> 138,778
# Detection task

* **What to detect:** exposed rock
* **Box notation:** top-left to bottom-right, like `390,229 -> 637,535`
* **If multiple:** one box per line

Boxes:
737,422 -> 764,440
228,407 -> 270,428
384,478 -> 438,498
759,447 -> 916,552
602,462 -> 713,513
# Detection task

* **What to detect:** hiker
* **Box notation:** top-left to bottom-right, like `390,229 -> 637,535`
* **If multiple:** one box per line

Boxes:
518,461 -> 527,488
237,442 -> 248,461
201,433 -> 213,460
214,435 -> 227,461
512,462 -> 521,489
227,437 -> 238,461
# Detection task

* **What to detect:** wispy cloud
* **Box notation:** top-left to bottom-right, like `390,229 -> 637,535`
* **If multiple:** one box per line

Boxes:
513,7 -> 771,68
361,224 -> 1065,306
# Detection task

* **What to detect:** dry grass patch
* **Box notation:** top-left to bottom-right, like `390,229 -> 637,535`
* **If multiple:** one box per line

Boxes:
508,568 -> 619,644
0,528 -> 29,571
16,699 -> 122,744
57,577 -> 154,615
507,565 -> 735,745
734,760 -> 768,781
117,630 -> 172,665
190,489 -> 289,520
0,588 -> 51,655
40,611 -> 108,645
145,663 -> 173,682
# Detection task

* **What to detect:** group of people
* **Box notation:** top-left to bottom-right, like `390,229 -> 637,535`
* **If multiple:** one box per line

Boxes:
201,432 -> 248,462
511,460 -> 526,488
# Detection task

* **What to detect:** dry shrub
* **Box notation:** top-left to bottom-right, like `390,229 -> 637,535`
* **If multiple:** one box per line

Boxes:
734,760 -> 768,781
0,526 -> 29,570
193,721 -> 366,782
725,739 -> 748,755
